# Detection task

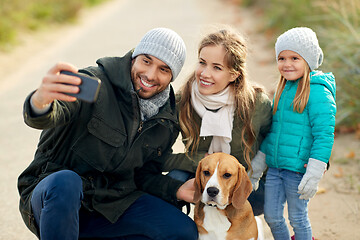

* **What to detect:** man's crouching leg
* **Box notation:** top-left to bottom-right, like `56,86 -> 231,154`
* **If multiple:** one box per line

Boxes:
31,170 -> 83,240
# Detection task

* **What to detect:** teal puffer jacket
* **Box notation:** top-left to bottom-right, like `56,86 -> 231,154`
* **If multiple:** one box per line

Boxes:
260,71 -> 336,173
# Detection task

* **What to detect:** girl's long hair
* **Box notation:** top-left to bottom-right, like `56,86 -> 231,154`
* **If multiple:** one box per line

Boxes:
272,66 -> 311,114
178,27 -> 264,171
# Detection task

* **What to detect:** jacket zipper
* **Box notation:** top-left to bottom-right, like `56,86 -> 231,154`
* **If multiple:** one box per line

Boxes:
137,121 -> 143,133
128,92 -> 141,146
128,91 -> 178,150
274,84 -> 289,167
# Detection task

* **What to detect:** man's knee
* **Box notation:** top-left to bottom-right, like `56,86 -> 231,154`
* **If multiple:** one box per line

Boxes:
47,170 -> 82,194
48,169 -> 81,184
33,170 -> 83,209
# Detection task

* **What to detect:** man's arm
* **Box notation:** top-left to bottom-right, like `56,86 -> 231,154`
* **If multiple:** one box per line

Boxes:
31,62 -> 81,108
161,151 -> 199,173
24,62 -> 83,129
134,155 -> 195,205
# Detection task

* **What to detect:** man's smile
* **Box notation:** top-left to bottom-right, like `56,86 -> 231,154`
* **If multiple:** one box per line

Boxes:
140,76 -> 155,88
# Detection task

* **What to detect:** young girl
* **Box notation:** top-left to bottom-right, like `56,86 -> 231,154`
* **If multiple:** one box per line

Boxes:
164,27 -> 273,215
252,27 -> 336,239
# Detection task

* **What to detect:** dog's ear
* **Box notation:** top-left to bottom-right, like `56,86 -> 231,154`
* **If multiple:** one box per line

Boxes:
193,161 -> 203,203
232,164 -> 253,209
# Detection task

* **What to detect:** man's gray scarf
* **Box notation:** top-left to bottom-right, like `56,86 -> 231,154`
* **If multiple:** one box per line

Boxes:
136,85 -> 170,121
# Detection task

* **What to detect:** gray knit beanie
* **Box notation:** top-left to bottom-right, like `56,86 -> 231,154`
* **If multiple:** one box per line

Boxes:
275,27 -> 323,71
132,28 -> 186,81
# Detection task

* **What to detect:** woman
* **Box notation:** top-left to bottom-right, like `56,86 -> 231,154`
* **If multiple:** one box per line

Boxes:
165,27 -> 273,215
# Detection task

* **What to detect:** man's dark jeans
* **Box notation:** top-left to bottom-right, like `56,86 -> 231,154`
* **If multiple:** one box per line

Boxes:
31,170 -> 198,240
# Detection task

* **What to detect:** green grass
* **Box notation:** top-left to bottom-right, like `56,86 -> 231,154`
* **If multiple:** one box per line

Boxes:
316,0 -> 360,127
0,0 -> 107,51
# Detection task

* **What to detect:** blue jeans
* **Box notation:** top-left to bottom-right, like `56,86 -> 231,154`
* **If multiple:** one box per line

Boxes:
167,169 -> 265,216
31,170 -> 198,240
264,168 -> 312,240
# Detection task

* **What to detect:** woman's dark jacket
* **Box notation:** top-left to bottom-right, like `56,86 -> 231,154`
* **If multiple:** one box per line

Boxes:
18,51 -> 183,237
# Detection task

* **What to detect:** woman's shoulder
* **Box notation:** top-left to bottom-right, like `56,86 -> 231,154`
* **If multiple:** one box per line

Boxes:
252,89 -> 273,124
175,92 -> 182,104
254,88 -> 272,108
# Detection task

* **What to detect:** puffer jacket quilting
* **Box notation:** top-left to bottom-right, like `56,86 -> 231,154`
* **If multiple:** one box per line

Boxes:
260,71 -> 336,173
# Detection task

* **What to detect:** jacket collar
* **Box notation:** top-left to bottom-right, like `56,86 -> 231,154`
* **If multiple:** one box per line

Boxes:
96,50 -> 134,104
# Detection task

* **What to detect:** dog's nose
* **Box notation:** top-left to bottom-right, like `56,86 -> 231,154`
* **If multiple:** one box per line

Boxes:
207,187 -> 219,197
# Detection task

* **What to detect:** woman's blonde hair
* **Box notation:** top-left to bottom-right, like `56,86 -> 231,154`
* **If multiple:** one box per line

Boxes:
273,65 -> 311,114
178,27 -> 264,171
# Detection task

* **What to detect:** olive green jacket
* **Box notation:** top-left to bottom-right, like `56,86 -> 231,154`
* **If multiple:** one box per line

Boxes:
163,91 -> 273,173
18,51 -> 183,237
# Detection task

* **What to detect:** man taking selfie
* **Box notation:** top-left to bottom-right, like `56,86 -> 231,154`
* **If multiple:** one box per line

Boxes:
18,27 -> 197,240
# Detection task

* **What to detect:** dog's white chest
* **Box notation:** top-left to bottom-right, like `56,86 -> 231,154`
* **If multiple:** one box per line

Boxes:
200,205 -> 231,240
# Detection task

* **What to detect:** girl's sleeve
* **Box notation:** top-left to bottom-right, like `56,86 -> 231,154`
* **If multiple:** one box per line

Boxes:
308,84 -> 336,163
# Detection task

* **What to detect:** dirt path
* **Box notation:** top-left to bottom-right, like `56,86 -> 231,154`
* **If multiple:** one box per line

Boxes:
0,0 -> 359,239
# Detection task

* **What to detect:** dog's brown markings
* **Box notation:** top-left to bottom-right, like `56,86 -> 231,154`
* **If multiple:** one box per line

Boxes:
193,152 -> 258,240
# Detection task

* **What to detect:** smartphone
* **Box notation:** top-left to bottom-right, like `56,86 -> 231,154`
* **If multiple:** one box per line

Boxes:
60,71 -> 101,103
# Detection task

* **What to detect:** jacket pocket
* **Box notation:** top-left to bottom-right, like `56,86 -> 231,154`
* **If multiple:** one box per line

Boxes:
297,137 -> 303,156
72,117 -> 127,172
140,122 -> 174,161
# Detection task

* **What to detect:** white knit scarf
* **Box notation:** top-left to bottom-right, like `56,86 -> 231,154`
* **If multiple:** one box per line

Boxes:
191,81 -> 235,154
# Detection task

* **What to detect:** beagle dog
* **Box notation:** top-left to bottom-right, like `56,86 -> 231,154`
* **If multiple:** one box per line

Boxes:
193,152 -> 262,240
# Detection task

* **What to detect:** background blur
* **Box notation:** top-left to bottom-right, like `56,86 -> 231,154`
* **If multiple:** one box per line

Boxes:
0,0 -> 359,239
1,0 -> 359,130
242,0 -> 360,133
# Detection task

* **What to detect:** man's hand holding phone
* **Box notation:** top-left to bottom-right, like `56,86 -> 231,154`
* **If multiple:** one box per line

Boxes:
60,71 -> 101,103
31,63 -> 101,110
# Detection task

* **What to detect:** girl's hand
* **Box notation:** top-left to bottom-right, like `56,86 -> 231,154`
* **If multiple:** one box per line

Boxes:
298,158 -> 327,200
